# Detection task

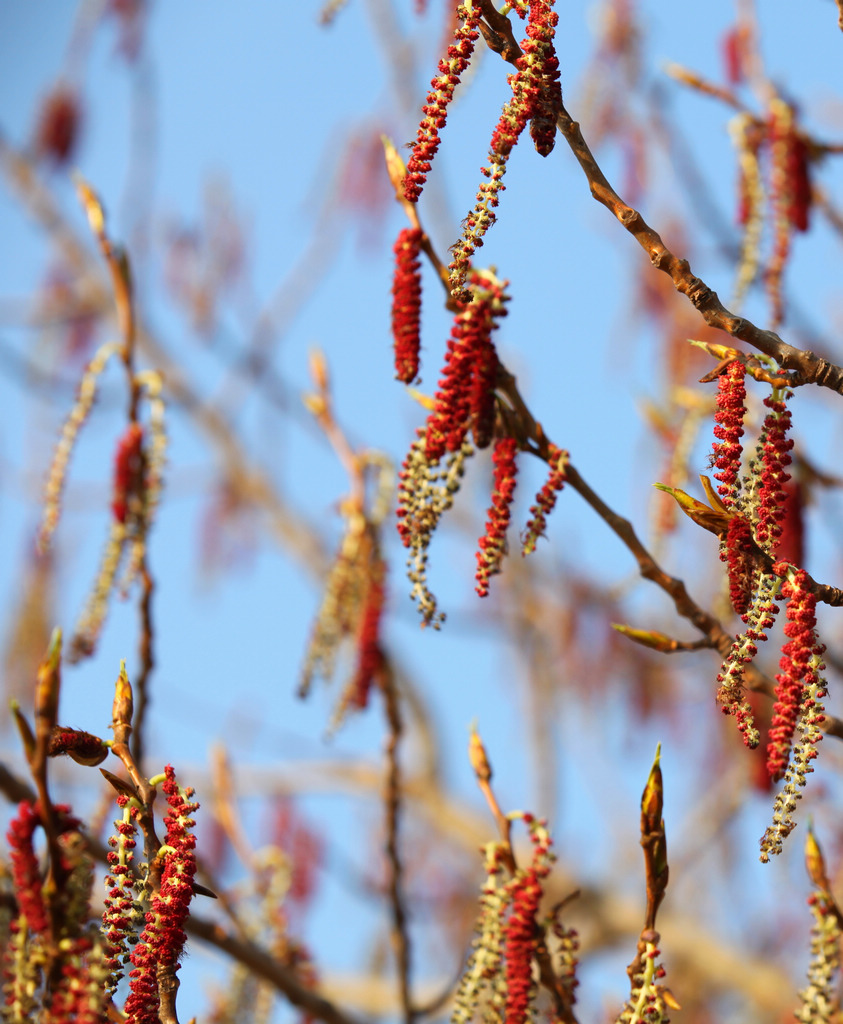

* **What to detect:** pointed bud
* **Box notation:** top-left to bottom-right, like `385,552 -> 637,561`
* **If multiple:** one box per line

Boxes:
74,173 -> 106,238
35,627 -> 62,733
641,745 -> 669,926
100,767 -> 140,800
657,987 -> 682,1011
112,661 -> 134,731
308,348 -> 329,394
688,338 -> 738,363
698,474 -> 731,515
382,135 -> 408,196
612,624 -> 679,653
469,726 -> 492,783
641,744 -> 664,837
49,727 -> 108,766
805,824 -> 830,893
382,134 -> 421,226
11,700 -> 37,763
653,483 -> 731,536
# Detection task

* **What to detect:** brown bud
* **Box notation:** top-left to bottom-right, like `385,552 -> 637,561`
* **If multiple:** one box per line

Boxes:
612,624 -> 679,653
100,767 -> 140,800
48,727 -> 108,766
74,173 -> 106,239
469,727 -> 492,783
641,744 -> 664,838
657,986 -> 682,1011
35,85 -> 81,165
381,135 -> 408,197
112,661 -> 134,730
805,824 -> 830,893
11,701 -> 37,763
653,482 -> 732,537
35,627 -> 62,735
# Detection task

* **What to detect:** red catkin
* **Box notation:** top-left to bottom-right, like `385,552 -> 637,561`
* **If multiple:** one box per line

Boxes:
391,228 -> 423,384
723,514 -> 755,616
766,570 -> 817,782
35,85 -> 82,165
424,273 -> 507,462
775,478 -> 804,566
476,437 -> 519,597
525,0 -> 563,157
6,801 -> 49,935
721,23 -> 750,86
522,443 -> 568,555
754,393 -> 793,551
404,6 -> 481,203
504,869 -> 541,1024
350,567 -> 386,709
112,423 -> 145,524
711,360 -> 746,507
125,767 -> 198,1024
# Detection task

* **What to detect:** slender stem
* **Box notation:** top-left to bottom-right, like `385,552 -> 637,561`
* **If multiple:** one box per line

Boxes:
553,101 -> 843,394
131,560 -> 156,765
476,777 -> 514,867
185,914 -> 369,1024
381,663 -> 415,1024
498,365 -> 843,736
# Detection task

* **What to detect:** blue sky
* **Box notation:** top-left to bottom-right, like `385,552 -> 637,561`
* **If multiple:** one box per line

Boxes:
2,2 -> 843,1020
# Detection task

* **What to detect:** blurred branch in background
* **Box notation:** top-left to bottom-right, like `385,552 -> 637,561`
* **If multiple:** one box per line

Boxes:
2,2 -> 843,1022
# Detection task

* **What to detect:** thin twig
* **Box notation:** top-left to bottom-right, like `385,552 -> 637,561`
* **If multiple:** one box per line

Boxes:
0,756 -> 364,1024
0,756 -> 808,1014
553,102 -> 843,394
498,365 -> 843,737
131,562 -> 155,765
380,662 -> 415,1024
30,637 -> 66,957
185,914 -> 369,1024
662,62 -> 744,110
0,136 -> 329,582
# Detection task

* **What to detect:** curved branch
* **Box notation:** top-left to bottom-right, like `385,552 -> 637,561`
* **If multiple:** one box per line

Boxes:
496,364 -> 843,739
466,4 -> 843,394
553,104 -> 843,394
380,662 -> 414,1024
184,915 -> 368,1024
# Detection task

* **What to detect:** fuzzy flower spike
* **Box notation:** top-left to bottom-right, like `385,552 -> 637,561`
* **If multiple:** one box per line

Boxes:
766,566 -> 818,782
124,766 -> 198,1024
404,4 -> 482,203
710,359 -> 746,509
476,437 -> 519,597
449,0 -> 562,295
391,227 -> 424,383
751,387 -> 794,553
396,269 -> 509,624
422,268 -> 509,462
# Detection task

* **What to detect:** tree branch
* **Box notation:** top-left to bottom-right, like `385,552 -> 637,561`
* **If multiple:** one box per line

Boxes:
184,914 -> 369,1024
553,103 -> 843,394
380,662 -> 415,1024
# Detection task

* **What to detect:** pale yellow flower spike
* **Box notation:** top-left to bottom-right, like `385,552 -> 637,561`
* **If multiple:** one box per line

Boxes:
729,113 -> 764,310
38,340 -> 121,554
